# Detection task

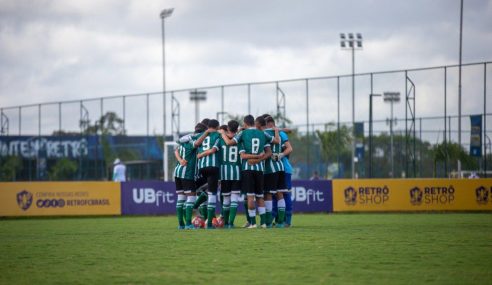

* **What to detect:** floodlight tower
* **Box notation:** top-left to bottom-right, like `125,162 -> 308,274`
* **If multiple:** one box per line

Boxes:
340,32 -> 363,179
160,8 -> 174,141
190,90 -> 207,124
384,92 -> 401,178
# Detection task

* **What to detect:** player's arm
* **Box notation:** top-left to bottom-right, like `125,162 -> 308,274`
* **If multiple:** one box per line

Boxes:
197,138 -> 219,159
265,129 -> 280,144
272,127 -> 280,144
247,146 -> 272,165
219,129 -> 238,146
193,129 -> 211,148
174,148 -> 187,166
177,134 -> 193,144
197,148 -> 217,159
240,152 -> 263,160
280,141 -> 293,158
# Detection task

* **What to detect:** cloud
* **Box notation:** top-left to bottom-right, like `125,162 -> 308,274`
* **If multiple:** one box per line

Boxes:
0,0 -> 490,139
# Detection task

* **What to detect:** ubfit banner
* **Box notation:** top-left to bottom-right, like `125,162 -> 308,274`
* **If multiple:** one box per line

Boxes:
121,181 -> 176,215
121,180 -> 333,215
291,180 -> 332,212
333,179 -> 492,211
0,182 -> 121,216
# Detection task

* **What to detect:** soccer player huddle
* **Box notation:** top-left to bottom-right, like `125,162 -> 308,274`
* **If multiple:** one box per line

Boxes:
174,114 -> 293,229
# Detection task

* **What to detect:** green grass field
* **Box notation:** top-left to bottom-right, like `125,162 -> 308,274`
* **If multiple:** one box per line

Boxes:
1,213 -> 491,285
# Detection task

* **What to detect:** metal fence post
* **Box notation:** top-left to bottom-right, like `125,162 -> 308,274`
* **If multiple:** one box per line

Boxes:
248,84 -> 251,115
484,63 -> 487,177
337,76 -> 341,178
444,67 -> 448,176
306,79 -> 310,178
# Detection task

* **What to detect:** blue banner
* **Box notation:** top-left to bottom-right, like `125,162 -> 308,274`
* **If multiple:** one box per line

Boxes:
0,135 -> 163,160
470,115 -> 482,157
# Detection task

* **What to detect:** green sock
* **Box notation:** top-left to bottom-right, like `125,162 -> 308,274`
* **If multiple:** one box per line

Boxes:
266,211 -> 273,226
194,192 -> 207,209
207,205 -> 216,227
260,213 -> 266,225
220,203 -> 225,218
278,208 -> 286,224
244,200 -> 250,223
199,204 -> 207,219
185,202 -> 193,226
176,199 -> 185,227
223,206 -> 230,225
250,215 -> 256,225
229,202 -> 238,226
277,199 -> 286,224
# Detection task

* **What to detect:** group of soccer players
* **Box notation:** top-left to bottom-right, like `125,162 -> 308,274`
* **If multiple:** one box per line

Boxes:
173,114 -> 293,229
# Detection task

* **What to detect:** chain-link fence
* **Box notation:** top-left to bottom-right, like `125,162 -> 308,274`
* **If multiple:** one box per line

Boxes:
1,61 -> 490,181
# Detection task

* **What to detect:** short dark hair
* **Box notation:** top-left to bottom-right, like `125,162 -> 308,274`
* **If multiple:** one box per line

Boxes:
194,123 -> 207,133
243,115 -> 255,127
201,118 -> 210,126
208,119 -> 220,129
219,125 -> 228,132
227,120 -> 239,133
265,116 -> 275,125
261,114 -> 271,119
255,116 -> 266,127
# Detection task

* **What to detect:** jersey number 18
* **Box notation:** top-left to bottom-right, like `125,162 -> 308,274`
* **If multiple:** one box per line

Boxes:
222,145 -> 238,163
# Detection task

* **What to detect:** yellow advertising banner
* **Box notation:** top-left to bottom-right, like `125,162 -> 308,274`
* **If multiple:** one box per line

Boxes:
0,182 -> 121,216
333,179 -> 492,212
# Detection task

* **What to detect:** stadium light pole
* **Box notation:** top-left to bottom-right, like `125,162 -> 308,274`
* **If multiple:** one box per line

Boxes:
458,0 -> 463,173
340,32 -> 363,179
160,8 -> 174,141
383,92 -> 400,178
190,90 -> 207,124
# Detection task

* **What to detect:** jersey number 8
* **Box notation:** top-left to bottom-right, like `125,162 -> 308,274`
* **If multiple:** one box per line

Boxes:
252,138 -> 260,153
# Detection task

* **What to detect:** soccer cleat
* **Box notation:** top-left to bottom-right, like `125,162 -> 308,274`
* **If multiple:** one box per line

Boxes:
185,224 -> 195,230
276,223 -> 285,228
284,224 -> 291,228
227,224 -> 235,229
260,224 -> 267,229
242,222 -> 251,228
266,224 -> 273,229
178,225 -> 185,230
247,224 -> 257,229
206,225 -> 216,230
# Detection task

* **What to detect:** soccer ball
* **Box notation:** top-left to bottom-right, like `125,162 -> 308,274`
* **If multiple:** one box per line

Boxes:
192,216 -> 205,228
213,217 -> 224,228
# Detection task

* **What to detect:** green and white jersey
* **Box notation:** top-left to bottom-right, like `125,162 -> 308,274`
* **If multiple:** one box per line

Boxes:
264,128 -> 285,174
197,132 -> 221,169
218,138 -> 241,180
173,141 -> 197,180
233,128 -> 273,172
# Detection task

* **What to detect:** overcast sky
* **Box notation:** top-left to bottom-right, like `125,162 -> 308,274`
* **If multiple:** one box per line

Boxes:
0,0 -> 491,137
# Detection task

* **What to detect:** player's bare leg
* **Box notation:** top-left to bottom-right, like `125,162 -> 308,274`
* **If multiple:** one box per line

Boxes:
257,196 -> 267,228
247,195 -> 257,228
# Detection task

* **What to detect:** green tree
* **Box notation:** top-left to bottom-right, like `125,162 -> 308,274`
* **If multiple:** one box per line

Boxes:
316,123 -> 352,162
433,142 -> 478,175
80,111 -> 126,136
48,158 -> 78,181
0,156 -> 22,181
